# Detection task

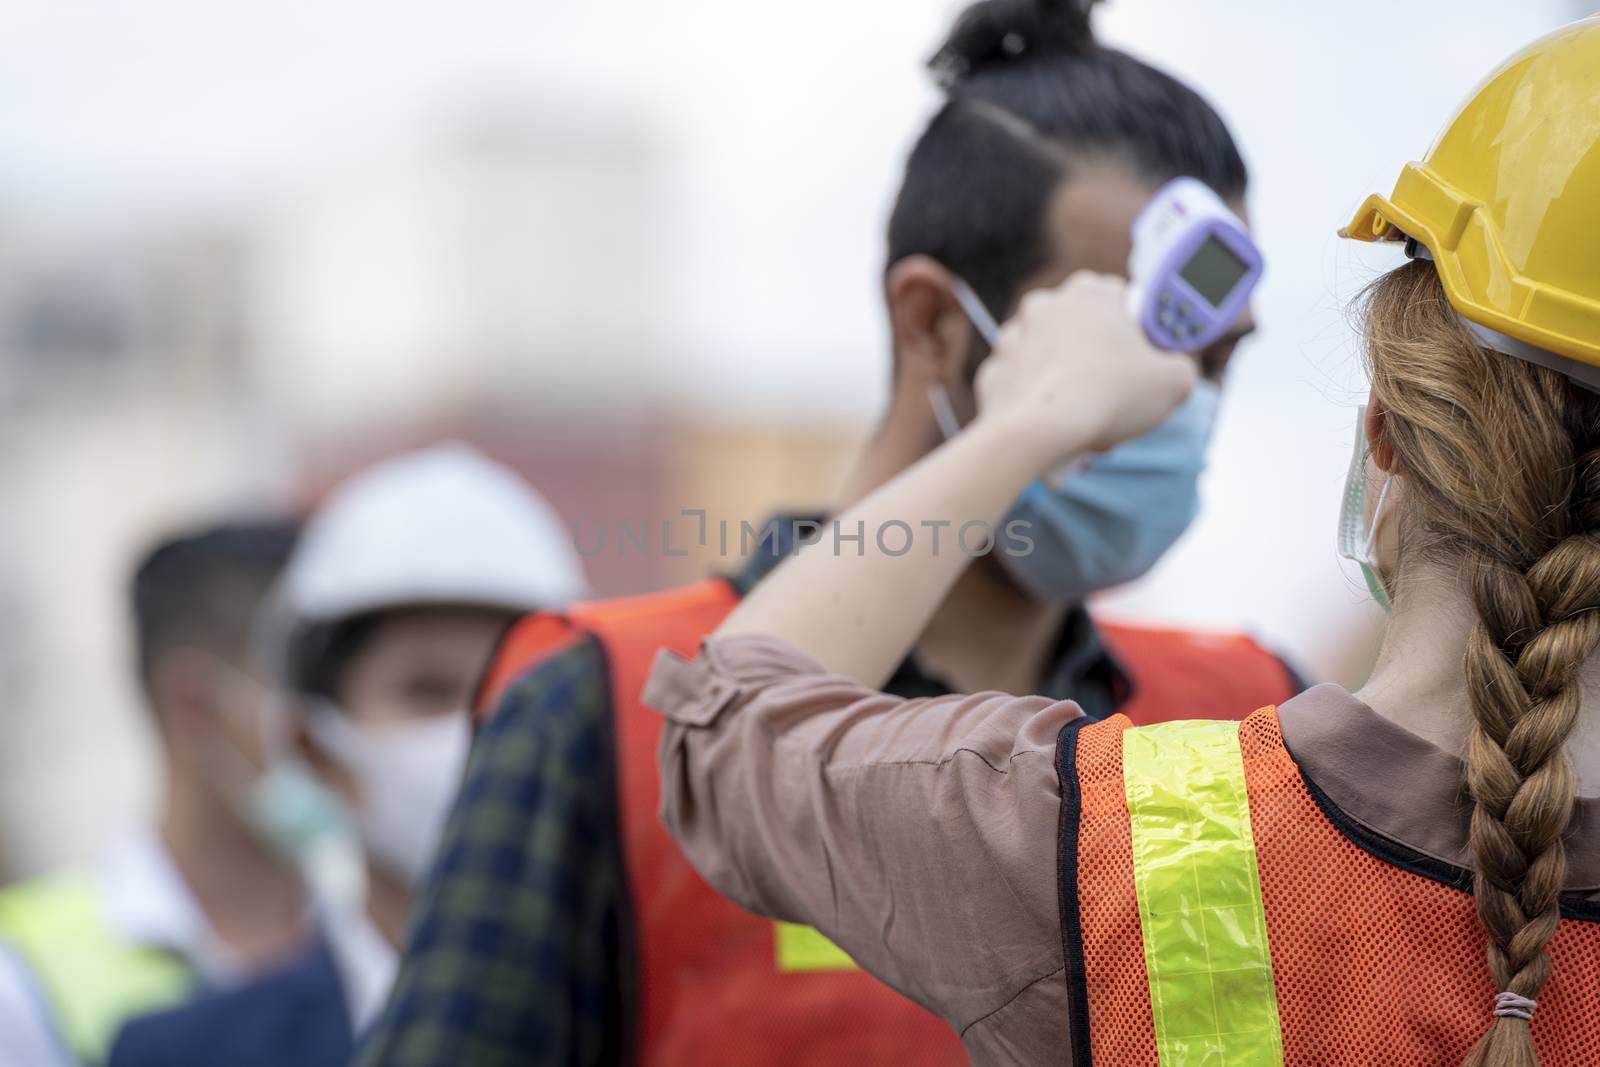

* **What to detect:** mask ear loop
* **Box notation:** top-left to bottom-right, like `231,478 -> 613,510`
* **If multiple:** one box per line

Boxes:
950,277 -> 1001,348
926,383 -> 964,440
1359,471 -> 1396,613
944,274 -> 1092,480
1362,473 -> 1393,561
925,277 -> 995,442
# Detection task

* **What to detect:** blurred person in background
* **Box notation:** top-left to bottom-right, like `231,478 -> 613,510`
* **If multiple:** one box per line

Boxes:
108,442 -> 588,1067
648,16 -> 1600,1067
0,522 -> 305,1067
360,2 -> 1302,1065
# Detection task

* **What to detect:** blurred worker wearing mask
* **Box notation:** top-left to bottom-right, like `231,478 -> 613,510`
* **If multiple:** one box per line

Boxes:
0,523 -> 306,1067
108,442 -> 588,1067
360,3 -> 1302,1066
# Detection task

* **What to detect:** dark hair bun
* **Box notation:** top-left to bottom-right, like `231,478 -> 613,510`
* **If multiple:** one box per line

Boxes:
930,0 -> 1102,89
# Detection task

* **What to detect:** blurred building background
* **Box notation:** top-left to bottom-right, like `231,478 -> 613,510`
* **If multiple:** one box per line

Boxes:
0,0 -> 1590,877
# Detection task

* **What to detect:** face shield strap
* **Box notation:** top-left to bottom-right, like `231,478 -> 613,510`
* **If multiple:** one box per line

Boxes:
1398,233 -> 1600,396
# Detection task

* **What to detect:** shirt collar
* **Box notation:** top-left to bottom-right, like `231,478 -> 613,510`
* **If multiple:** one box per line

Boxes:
726,513 -> 1131,717
1278,684 -> 1600,895
317,893 -> 397,1035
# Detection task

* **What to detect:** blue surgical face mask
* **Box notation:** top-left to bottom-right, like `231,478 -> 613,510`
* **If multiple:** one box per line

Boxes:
938,278 -> 1220,603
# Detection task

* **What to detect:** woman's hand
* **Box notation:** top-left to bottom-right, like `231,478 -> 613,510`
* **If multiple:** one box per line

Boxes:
975,271 -> 1198,473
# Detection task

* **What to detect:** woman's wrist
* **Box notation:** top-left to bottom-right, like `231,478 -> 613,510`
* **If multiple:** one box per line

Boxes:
966,408 -> 1093,488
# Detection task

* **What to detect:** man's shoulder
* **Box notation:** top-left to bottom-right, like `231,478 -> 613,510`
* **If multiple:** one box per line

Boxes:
1093,616 -> 1309,696
0,865 -> 119,960
0,867 -> 96,914
1093,617 -> 1275,654
477,578 -> 741,720
108,943 -> 350,1067
473,607 -> 608,724
566,577 -> 741,641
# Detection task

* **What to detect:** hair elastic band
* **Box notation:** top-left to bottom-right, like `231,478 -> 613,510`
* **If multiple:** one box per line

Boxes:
1493,992 -> 1537,1022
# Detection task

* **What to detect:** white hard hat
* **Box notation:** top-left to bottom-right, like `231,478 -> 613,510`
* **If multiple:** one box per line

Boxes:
282,442 -> 589,626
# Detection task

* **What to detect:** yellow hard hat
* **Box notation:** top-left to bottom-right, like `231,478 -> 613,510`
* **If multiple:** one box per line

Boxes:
1342,17 -> 1600,370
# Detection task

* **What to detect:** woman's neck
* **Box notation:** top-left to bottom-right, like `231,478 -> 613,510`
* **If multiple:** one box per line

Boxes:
1356,560 -> 1600,794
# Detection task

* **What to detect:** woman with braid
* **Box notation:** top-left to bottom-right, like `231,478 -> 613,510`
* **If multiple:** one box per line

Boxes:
642,19 -> 1600,1067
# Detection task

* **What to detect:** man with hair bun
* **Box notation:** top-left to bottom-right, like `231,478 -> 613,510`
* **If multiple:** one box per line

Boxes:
650,14 -> 1600,1067
361,2 -> 1297,1065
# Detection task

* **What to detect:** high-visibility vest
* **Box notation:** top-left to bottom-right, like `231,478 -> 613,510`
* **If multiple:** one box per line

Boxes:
1065,707 -> 1600,1066
479,578 -> 1299,1065
0,871 -> 194,1066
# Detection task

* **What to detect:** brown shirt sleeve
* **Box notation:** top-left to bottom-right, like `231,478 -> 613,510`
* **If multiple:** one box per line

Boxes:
645,633 -> 1086,1041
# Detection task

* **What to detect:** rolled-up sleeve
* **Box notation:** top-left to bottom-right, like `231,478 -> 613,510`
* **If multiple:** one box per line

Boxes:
645,634 -> 1085,1035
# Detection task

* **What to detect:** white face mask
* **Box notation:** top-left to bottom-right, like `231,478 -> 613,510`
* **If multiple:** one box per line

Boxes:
306,708 -> 473,888
1337,405 -> 1394,614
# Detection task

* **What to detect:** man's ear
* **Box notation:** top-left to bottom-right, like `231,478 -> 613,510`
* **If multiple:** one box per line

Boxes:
148,646 -> 223,750
1365,390 -> 1398,473
886,255 -> 979,388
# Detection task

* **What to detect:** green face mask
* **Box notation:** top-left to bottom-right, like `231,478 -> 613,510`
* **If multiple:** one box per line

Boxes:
1337,406 -> 1395,615
206,658 -> 367,909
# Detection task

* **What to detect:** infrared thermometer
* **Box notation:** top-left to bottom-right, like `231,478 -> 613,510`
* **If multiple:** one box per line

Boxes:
1125,176 -> 1262,352
949,177 -> 1262,355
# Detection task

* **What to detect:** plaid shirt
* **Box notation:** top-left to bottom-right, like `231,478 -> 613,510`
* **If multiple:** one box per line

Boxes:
357,636 -> 630,1067
359,517 -> 1175,1067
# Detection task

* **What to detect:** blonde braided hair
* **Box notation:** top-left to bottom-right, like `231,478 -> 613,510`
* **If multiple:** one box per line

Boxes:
1364,261 -> 1600,1066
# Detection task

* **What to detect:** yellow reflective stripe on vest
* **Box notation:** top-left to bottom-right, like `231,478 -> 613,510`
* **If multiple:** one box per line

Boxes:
1123,720 -> 1284,1066
0,871 -> 193,1066
774,922 -> 858,972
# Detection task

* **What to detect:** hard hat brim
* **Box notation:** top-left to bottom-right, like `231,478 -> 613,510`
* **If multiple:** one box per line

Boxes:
1339,167 -> 1600,371
1339,194 -> 1415,246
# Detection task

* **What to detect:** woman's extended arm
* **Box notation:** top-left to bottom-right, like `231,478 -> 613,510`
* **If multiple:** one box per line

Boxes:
645,274 -> 1196,1039
714,271 -> 1197,688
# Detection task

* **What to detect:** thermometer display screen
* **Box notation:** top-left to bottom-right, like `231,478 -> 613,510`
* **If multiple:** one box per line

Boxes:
1180,235 -> 1250,308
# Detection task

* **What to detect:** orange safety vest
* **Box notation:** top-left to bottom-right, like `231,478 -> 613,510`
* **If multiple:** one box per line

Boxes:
1065,706 -> 1600,1065
479,579 -> 1298,1065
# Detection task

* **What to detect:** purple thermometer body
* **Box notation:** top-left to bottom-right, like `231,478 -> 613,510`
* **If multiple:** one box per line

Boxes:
1127,177 -> 1264,352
